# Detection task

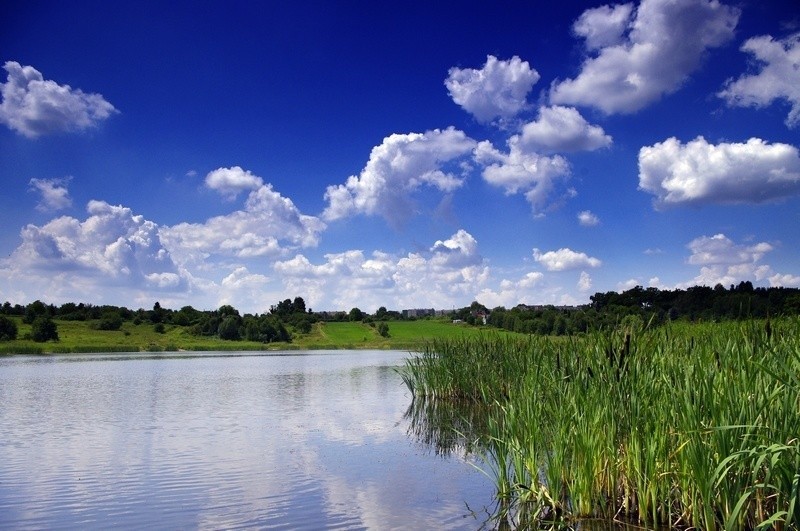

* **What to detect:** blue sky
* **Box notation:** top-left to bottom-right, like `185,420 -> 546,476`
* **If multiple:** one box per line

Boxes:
1,0 -> 799,314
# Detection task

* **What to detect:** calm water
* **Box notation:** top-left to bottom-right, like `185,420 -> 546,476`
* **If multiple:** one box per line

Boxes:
0,350 -> 495,530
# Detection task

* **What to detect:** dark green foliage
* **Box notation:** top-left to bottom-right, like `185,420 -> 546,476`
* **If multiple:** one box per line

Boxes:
0,315 -> 18,340
348,307 -> 364,321
172,305 -> 201,326
293,314 -> 313,334
23,300 -> 51,324
243,314 -> 291,343
150,301 -> 165,324
270,297 -> 307,317
153,323 -> 165,334
217,315 -> 241,340
30,316 -> 59,342
377,321 -> 390,338
93,311 -> 123,331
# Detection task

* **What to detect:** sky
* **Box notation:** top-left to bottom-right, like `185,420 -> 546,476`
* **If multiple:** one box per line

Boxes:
1,0 -> 799,314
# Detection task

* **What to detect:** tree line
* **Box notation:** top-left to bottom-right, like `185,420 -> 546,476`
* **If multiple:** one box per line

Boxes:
2,282 -> 799,343
487,282 -> 800,336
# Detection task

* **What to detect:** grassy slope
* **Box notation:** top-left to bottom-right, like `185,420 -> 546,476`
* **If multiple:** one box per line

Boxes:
0,317 -> 516,353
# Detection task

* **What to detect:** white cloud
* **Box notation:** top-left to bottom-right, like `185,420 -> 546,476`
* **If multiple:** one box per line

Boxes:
217,267 -> 278,312
322,128 -> 476,227
677,233 -> 799,289
163,179 -> 325,262
2,201 -> 188,303
617,278 -> 641,291
518,105 -> 612,154
638,136 -> 800,207
205,166 -> 264,200
445,55 -> 540,123
0,61 -> 117,138
577,271 -> 593,292
29,177 -> 72,212
686,233 -> 773,266
475,272 -> 545,308
718,32 -> 800,128
550,0 -> 739,114
273,230 -> 489,312
533,247 -> 601,271
476,271 -> 590,309
769,272 -> 800,287
577,210 -> 600,226
573,3 -> 635,51
474,137 -> 571,213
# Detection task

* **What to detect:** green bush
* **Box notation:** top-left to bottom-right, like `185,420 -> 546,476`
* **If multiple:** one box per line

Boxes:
31,316 -> 59,342
0,315 -> 18,341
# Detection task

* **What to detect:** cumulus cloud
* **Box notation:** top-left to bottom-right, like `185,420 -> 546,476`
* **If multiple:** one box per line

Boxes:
474,137 -> 571,213
205,166 -> 264,200
718,32 -> 800,128
518,105 -> 612,153
577,271 -> 593,292
322,128 -> 476,227
687,233 -> 773,266
475,272 -> 545,308
678,233 -> 799,289
550,0 -> 739,114
638,136 -> 800,207
217,267 -> 278,312
273,230 -> 488,312
445,55 -> 540,123
0,61 -> 117,138
577,210 -> 600,226
5,201 -> 186,293
29,177 -> 72,212
163,176 -> 325,262
573,3 -> 635,51
533,247 -> 601,271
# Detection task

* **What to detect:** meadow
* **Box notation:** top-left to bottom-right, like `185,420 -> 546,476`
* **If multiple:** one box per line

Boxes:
0,316 -> 506,353
399,318 -> 800,530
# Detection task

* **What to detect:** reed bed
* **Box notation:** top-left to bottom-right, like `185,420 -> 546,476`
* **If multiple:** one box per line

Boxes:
398,319 -> 800,529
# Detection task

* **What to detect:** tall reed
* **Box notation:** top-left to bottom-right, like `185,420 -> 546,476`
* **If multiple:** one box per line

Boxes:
399,319 -> 800,529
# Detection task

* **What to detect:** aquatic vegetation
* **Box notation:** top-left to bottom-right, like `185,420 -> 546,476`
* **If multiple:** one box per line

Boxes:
399,319 -> 800,529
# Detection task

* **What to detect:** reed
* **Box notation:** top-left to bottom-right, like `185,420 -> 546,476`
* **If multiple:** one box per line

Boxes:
399,318 -> 800,529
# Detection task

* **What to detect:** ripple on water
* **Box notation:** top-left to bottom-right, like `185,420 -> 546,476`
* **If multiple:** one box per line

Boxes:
0,351 -> 493,529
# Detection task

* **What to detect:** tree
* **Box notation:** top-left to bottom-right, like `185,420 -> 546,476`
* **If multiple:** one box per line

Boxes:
292,297 -> 307,314
23,300 -> 50,324
94,311 -> 123,331
0,315 -> 18,341
377,321 -> 390,338
217,316 -> 241,340
218,304 -> 240,318
348,307 -> 364,322
150,301 -> 165,324
31,316 -> 59,342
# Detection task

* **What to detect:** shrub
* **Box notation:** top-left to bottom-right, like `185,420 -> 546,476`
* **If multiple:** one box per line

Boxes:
31,316 -> 59,342
0,315 -> 18,341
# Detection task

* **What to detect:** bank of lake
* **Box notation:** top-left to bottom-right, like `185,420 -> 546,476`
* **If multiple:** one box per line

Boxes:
0,317 -> 520,354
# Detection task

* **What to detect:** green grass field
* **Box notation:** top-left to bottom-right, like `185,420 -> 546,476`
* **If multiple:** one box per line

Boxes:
0,316 -> 515,353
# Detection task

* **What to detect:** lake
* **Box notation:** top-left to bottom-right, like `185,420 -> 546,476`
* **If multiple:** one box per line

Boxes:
0,350 -> 495,529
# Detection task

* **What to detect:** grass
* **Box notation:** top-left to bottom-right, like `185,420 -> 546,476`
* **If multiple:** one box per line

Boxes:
0,316 -> 515,353
399,318 -> 800,530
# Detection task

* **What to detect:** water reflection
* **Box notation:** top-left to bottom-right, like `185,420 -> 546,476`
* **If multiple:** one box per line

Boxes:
0,351 -> 494,530
404,397 -> 493,457
403,396 -> 659,531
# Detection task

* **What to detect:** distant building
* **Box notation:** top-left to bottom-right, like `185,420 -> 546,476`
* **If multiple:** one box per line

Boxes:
402,308 -> 436,319
514,304 -> 583,312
